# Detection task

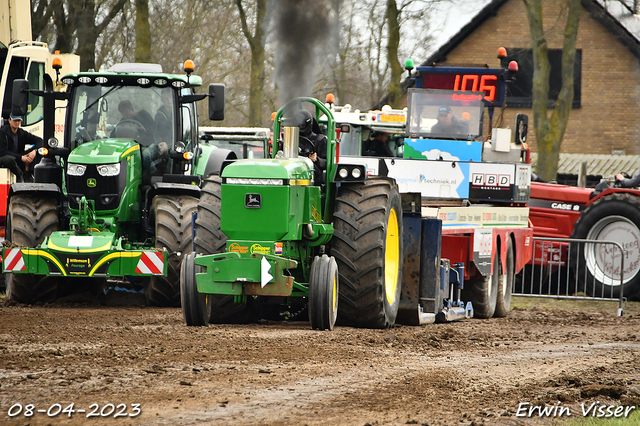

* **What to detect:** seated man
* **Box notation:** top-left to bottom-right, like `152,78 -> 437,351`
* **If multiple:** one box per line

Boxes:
0,114 -> 40,182
363,131 -> 393,157
296,110 -> 326,185
616,171 -> 640,188
431,106 -> 469,137
114,100 -> 156,146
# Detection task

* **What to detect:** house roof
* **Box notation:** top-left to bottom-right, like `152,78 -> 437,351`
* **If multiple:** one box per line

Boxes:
424,0 -> 640,65
373,0 -> 640,109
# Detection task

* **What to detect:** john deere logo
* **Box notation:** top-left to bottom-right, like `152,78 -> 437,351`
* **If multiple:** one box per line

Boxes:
245,193 -> 261,209
86,178 -> 97,187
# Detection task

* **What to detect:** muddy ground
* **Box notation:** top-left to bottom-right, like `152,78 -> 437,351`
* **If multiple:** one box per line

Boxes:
0,295 -> 639,426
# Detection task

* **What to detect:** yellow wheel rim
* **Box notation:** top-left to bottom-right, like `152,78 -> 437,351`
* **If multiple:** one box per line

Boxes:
332,274 -> 337,312
385,208 -> 400,304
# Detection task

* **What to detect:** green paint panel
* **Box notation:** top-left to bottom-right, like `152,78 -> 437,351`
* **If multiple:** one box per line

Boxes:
222,158 -> 313,180
69,140 -> 137,164
221,185 -> 299,241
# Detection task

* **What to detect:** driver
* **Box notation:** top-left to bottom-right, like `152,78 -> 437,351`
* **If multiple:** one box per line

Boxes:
616,171 -> 640,188
116,100 -> 167,184
295,109 -> 326,185
116,100 -> 156,145
431,106 -> 469,136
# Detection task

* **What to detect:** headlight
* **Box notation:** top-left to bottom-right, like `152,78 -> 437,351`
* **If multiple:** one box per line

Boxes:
183,152 -> 194,160
67,164 -> 87,176
38,147 -> 49,156
339,168 -> 349,179
47,137 -> 59,148
97,163 -> 121,177
351,168 -> 362,179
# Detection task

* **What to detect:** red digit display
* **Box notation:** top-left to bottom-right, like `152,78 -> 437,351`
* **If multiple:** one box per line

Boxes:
418,68 -> 505,106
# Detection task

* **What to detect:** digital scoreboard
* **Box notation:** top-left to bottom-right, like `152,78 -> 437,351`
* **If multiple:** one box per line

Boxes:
415,67 -> 506,107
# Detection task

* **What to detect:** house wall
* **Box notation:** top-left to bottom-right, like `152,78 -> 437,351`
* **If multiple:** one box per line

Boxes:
431,0 -> 640,155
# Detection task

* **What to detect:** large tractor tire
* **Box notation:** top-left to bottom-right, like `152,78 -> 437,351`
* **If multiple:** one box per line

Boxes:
570,193 -> 640,300
494,238 -> 515,318
181,252 -> 211,326
5,194 -> 59,304
193,176 -> 261,323
146,195 -> 198,307
332,178 -> 403,328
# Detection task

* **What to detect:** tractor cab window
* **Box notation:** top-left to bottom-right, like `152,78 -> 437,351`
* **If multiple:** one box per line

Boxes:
1,54 -> 44,125
68,83 -> 179,184
406,89 -> 484,141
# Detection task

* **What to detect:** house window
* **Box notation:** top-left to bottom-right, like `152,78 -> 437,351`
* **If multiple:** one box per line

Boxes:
502,48 -> 582,108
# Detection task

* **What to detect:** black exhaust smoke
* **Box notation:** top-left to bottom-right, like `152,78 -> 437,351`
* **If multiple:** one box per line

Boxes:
271,0 -> 333,106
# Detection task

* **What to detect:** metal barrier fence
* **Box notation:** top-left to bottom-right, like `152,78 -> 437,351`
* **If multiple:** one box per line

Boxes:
514,237 -> 625,315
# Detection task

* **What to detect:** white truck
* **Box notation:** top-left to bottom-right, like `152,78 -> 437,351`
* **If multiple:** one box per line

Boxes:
0,0 -> 80,139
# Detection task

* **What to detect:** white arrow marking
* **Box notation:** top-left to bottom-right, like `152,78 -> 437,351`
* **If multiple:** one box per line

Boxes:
261,256 -> 273,288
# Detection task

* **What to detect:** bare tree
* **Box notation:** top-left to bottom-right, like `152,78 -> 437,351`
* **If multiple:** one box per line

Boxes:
235,0 -> 267,126
135,0 -> 151,62
522,0 -> 580,181
31,0 -> 128,71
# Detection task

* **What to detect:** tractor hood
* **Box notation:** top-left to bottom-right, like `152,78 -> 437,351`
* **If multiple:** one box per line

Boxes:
69,139 -> 139,164
221,158 -> 313,181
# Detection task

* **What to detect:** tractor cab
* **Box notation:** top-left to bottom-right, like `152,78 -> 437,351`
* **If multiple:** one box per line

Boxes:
64,65 -> 199,186
322,98 -> 406,158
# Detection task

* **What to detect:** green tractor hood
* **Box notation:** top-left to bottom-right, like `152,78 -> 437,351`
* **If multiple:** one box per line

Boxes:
69,139 -> 139,164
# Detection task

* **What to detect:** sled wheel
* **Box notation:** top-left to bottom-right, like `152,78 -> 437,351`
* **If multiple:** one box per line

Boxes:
181,252 -> 211,326
195,176 -> 260,323
494,238 -> 515,318
146,195 -> 198,307
308,255 -> 339,331
5,194 -> 59,304
462,247 -> 499,319
570,193 -> 640,299
332,178 -> 403,328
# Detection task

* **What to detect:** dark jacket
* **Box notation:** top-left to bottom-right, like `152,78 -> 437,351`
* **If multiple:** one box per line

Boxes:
0,123 -> 41,174
299,132 -> 327,185
364,136 -> 393,157
431,116 -> 469,137
155,105 -> 172,141
619,170 -> 640,188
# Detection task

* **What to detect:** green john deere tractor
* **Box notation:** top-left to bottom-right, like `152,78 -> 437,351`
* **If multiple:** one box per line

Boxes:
181,97 -> 403,329
3,62 -> 235,306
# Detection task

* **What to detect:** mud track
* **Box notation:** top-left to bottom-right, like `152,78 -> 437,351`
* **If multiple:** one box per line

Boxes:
0,296 -> 639,425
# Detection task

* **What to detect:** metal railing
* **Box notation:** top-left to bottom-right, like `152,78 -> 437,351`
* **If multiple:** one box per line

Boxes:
514,237 -> 625,315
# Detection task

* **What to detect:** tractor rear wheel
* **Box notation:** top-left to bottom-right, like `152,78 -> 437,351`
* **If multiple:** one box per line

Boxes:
494,238 -> 514,318
570,193 -> 640,300
332,178 -> 403,328
181,252 -> 211,326
194,175 -> 260,323
308,255 -> 339,331
146,195 -> 198,307
5,194 -> 59,304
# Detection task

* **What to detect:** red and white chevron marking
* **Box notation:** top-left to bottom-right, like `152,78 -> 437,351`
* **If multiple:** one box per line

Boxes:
4,248 -> 25,272
135,252 -> 164,275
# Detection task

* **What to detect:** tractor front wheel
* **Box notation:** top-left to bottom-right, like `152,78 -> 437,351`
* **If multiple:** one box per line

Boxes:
195,176 -> 261,323
181,252 -> 211,326
308,255 -> 339,331
5,194 -> 60,304
332,178 -> 403,328
146,195 -> 198,307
